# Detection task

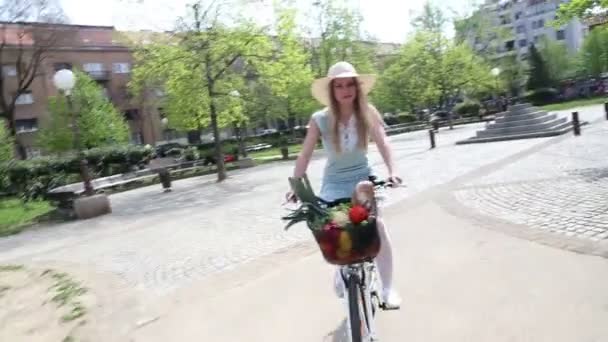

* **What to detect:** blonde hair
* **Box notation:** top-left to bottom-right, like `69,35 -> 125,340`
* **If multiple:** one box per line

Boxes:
328,78 -> 372,153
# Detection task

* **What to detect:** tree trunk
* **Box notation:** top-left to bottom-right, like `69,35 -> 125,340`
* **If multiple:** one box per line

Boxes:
209,98 -> 226,182
6,117 -> 26,159
234,124 -> 248,158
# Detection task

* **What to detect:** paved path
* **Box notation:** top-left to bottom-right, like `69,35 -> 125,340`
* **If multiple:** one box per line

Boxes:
0,105 -> 606,297
1,104 -> 607,341
133,200 -> 608,342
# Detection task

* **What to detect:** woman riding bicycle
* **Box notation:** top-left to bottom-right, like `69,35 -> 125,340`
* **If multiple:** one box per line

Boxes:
287,61 -> 402,308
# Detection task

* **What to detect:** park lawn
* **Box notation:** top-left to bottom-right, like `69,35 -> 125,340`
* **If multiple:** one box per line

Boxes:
249,144 -> 305,159
0,198 -> 53,237
540,97 -> 607,111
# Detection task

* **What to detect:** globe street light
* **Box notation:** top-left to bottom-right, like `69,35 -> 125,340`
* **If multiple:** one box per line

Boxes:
53,69 -> 94,196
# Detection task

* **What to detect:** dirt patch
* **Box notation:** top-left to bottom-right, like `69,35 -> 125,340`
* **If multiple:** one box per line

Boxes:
0,262 -> 162,342
0,265 -> 92,342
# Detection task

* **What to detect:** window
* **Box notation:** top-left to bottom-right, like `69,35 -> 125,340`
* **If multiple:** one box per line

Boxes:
516,25 -> 525,33
15,91 -> 34,105
83,63 -> 104,72
505,40 -> 515,51
15,118 -> 38,133
112,62 -> 131,74
515,11 -> 523,20
519,39 -> 527,47
25,147 -> 41,159
556,30 -> 566,40
2,65 -> 17,77
53,62 -> 72,71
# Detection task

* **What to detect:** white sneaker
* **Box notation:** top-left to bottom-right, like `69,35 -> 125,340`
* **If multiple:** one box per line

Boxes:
334,269 -> 345,298
382,288 -> 402,309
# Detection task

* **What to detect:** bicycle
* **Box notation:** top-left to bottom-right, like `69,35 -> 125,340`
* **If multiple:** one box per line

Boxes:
322,177 -> 398,342
284,176 -> 399,342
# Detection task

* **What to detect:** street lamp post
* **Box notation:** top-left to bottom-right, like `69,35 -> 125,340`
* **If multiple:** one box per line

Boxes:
229,90 -> 248,158
53,69 -> 94,196
491,67 -> 502,111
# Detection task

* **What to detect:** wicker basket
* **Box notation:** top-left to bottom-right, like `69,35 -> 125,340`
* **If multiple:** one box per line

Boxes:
311,219 -> 381,265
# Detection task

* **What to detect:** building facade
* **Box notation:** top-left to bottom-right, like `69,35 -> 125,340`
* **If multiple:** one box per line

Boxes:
468,0 -> 588,60
1,22 -> 163,159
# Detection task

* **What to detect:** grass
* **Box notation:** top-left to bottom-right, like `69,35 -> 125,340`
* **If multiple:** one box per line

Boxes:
248,144 -> 304,159
540,97 -> 607,111
0,264 -> 24,272
42,269 -> 88,322
0,198 -> 54,237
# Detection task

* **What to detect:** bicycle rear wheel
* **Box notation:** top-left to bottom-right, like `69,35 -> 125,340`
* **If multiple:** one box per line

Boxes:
347,274 -> 363,342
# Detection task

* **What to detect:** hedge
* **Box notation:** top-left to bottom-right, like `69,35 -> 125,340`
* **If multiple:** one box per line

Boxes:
2,145 -> 153,201
525,88 -> 559,106
454,101 -> 481,117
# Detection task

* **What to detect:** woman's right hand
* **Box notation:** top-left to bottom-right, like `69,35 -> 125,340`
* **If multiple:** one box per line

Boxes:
285,191 -> 298,204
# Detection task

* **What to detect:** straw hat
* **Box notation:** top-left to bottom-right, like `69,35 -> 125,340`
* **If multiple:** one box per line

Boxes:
311,61 -> 376,106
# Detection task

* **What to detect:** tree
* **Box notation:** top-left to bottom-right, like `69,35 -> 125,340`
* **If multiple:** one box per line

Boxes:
0,120 -> 13,162
526,44 -> 552,90
0,0 -> 69,158
375,3 -> 495,114
308,0 -> 377,77
257,5 -> 315,127
37,71 -> 129,153
453,2 -> 513,59
555,0 -> 608,25
130,1 -> 273,181
579,25 -> 608,77
375,31 -> 494,113
538,36 -> 577,83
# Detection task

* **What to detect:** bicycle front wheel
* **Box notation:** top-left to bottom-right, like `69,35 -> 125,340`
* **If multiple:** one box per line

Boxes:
347,274 -> 363,342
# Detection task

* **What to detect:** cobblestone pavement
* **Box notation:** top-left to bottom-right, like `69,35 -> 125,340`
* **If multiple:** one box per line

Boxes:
454,105 -> 608,244
0,105 -> 605,296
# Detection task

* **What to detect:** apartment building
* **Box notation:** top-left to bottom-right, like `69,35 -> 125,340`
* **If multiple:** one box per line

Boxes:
1,22 -> 163,159
466,0 -> 588,60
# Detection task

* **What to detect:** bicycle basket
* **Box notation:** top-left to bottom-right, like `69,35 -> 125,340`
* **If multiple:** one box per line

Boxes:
312,218 -> 381,265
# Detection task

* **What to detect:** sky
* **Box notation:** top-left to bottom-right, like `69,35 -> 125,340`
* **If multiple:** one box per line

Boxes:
59,0 -> 479,43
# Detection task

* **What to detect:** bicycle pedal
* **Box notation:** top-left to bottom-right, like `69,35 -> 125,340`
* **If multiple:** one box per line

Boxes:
380,303 -> 400,311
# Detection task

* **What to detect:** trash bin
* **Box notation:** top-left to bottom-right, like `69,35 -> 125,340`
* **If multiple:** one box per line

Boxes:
158,168 -> 172,192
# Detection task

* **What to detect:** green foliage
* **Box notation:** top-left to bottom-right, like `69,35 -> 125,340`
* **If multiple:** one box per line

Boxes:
526,44 -> 553,90
454,100 -> 481,117
555,0 -> 608,25
37,71 -> 129,153
0,120 -> 13,162
580,25 -> 608,77
525,88 -> 559,106
375,30 -> 494,113
3,145 -> 152,201
0,120 -> 13,192
255,5 -> 315,124
538,37 -> 578,83
309,0 -> 377,77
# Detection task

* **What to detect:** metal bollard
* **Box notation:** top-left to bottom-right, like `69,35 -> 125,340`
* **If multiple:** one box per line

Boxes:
604,102 -> 607,120
158,168 -> 172,192
429,129 -> 436,149
572,111 -> 581,136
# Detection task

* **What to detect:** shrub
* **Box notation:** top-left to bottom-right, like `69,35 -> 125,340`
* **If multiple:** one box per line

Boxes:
525,88 -> 559,106
454,101 -> 481,117
2,145 -> 152,201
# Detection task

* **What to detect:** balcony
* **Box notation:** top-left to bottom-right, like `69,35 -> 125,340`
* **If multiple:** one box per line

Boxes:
86,70 -> 110,81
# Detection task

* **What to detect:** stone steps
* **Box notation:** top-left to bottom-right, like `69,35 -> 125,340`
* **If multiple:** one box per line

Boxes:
456,102 -> 573,144
487,113 -> 558,130
477,119 -> 569,138
495,111 -> 549,123
455,123 -> 574,145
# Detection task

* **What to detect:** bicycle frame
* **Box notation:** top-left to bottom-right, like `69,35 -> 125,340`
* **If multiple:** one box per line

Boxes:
340,260 -> 380,342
